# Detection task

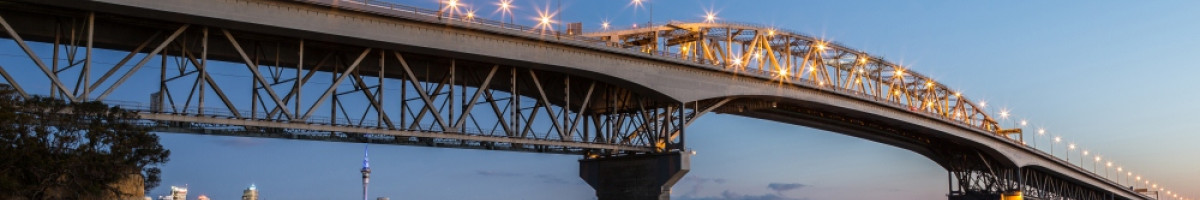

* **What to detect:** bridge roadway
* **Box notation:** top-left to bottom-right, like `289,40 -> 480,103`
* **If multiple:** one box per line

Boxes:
0,0 -> 1151,199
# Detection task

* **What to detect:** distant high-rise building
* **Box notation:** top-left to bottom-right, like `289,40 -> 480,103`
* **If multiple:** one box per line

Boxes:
362,144 -> 371,200
242,184 -> 259,200
170,186 -> 187,200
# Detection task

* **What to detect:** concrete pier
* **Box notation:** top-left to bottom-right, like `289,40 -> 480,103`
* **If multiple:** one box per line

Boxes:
579,152 -> 690,200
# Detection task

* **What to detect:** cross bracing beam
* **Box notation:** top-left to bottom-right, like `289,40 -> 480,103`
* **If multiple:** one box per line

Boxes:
0,3 -> 708,155
585,22 -> 1006,136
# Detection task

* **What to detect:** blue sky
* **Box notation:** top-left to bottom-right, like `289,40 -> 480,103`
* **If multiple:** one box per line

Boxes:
154,1 -> 1198,199
1,0 -> 1197,199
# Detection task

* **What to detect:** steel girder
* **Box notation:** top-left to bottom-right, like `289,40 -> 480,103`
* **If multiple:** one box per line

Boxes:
585,22 -> 1016,139
944,155 -> 1127,200
0,4 -> 730,155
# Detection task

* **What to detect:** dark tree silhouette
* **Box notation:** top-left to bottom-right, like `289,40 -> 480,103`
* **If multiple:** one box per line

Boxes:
0,85 -> 170,199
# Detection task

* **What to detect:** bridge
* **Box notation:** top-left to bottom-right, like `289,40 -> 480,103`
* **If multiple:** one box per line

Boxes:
0,0 -> 1173,199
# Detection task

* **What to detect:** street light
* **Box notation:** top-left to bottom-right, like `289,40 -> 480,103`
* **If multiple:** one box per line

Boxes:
1105,162 -> 1112,178
1125,171 -> 1131,186
1067,143 -> 1074,163
1081,149 -> 1088,166
1036,128 -> 1045,149
442,0 -> 462,18
631,0 -> 652,26
1052,135 -> 1060,156
496,0 -> 515,25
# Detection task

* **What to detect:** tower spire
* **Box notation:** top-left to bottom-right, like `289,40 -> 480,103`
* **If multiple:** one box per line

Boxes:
361,144 -> 370,200
363,144 -> 370,169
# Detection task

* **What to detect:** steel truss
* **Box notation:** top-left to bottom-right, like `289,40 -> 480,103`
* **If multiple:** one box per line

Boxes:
585,22 -> 1019,139
946,153 -> 1124,200
733,99 -> 1126,200
0,5 -> 729,155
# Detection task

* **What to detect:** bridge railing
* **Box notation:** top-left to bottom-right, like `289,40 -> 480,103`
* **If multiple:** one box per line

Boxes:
104,100 -> 525,139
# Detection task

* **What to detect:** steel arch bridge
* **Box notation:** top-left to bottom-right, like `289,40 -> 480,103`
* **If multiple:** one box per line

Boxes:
0,0 -> 1159,199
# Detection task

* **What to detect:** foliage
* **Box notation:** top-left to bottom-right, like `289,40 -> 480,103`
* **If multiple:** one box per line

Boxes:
0,85 -> 170,199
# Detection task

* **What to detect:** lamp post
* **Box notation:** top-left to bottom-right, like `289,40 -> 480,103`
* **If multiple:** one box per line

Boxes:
1052,136 -> 1060,157
1124,171 -> 1130,186
1105,162 -> 1112,179
497,0 -> 514,26
1081,149 -> 1088,167
1019,119 -> 1027,143
1067,143 -> 1074,164
1036,128 -> 1044,149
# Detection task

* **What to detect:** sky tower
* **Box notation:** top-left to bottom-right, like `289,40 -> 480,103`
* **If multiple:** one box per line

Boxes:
361,144 -> 370,200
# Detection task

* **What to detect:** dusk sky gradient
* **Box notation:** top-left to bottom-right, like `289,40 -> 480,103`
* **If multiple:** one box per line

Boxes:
3,0 -> 1197,199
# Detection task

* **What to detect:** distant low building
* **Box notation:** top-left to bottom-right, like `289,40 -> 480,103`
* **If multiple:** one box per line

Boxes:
242,184 -> 259,200
170,186 -> 188,200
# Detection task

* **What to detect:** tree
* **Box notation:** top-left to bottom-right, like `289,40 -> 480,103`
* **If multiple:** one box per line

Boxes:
0,85 -> 170,199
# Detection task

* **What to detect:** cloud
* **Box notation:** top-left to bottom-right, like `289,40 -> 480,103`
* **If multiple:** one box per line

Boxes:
473,171 -> 581,185
674,181 -> 811,200
677,176 -> 730,197
533,174 -> 574,184
767,183 -> 807,194
213,137 -> 266,147
474,170 -> 522,177
674,190 -> 808,200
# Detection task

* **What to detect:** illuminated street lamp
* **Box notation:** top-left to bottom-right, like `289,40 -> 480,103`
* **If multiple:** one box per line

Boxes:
1105,162 -> 1112,178
1052,135 -> 1060,156
533,6 -> 556,34
496,0 -> 515,25
1067,143 -> 1075,163
631,0 -> 652,26
1081,149 -> 1088,166
1035,128 -> 1044,149
440,0 -> 462,18
1125,171 -> 1131,186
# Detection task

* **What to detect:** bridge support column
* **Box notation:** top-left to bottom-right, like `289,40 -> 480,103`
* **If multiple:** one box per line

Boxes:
579,152 -> 689,200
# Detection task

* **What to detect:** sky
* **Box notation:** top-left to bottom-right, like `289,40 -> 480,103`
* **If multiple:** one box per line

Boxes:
3,0 -> 1199,199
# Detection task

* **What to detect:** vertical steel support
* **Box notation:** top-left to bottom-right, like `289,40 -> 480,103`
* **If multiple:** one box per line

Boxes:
0,14 -> 77,101
82,12 -> 93,100
199,27 -> 207,115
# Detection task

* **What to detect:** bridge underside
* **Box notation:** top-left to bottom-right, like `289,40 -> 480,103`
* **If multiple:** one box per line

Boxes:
0,1 -> 736,156
0,0 -> 1147,199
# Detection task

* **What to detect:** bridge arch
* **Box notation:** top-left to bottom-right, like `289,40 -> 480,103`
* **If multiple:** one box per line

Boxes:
0,0 -> 1149,198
